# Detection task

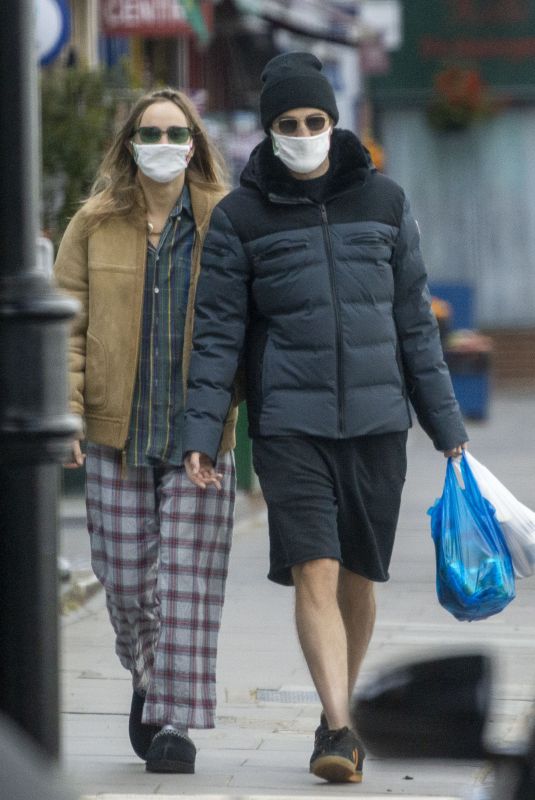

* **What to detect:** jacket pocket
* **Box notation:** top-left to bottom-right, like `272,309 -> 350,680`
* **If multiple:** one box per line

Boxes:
85,331 -> 108,410
343,232 -> 394,247
343,231 -> 394,272
254,239 -> 309,265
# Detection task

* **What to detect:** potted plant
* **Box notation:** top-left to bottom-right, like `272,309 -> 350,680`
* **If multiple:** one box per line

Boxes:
427,66 -> 496,132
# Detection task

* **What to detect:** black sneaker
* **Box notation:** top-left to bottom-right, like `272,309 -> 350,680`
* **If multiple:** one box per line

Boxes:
310,712 -> 328,765
309,725 -> 365,783
129,690 -> 160,760
145,728 -> 196,773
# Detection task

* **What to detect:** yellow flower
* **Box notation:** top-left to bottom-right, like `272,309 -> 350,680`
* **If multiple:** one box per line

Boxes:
431,297 -> 452,320
361,132 -> 385,171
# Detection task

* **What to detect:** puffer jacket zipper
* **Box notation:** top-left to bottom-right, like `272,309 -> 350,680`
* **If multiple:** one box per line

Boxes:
320,203 -> 344,435
267,192 -> 346,436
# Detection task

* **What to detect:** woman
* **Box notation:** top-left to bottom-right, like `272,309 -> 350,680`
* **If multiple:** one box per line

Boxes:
54,88 -> 238,774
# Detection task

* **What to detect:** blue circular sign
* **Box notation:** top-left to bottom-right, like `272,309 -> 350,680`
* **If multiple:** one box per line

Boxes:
36,0 -> 70,66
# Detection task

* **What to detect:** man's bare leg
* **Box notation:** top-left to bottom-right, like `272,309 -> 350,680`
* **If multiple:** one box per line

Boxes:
293,558 -> 350,729
337,567 -> 376,699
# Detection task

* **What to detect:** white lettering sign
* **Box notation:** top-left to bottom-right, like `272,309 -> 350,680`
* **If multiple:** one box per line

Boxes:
102,0 -> 187,27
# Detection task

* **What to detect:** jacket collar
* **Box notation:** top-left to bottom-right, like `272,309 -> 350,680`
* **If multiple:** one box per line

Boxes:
188,179 -> 226,233
131,179 -> 225,233
240,128 -> 373,201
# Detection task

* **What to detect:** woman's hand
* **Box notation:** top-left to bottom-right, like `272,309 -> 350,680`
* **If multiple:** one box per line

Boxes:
64,440 -> 85,468
443,442 -> 468,458
184,451 -> 223,490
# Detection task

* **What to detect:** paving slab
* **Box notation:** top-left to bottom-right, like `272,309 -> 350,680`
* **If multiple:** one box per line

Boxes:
79,795 -> 462,800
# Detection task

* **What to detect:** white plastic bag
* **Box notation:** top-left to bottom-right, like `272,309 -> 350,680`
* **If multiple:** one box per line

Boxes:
453,452 -> 535,579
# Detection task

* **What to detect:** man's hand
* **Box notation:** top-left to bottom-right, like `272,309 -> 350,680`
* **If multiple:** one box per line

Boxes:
443,442 -> 468,458
184,451 -> 223,490
64,440 -> 85,468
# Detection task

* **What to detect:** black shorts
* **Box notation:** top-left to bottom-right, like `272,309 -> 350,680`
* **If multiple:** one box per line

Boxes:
252,432 -> 408,586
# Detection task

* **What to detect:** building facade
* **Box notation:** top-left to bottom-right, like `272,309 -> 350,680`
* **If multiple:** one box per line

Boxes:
370,0 -> 535,337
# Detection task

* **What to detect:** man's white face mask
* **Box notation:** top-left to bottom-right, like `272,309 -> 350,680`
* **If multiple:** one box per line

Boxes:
131,143 -> 192,183
270,127 -> 332,174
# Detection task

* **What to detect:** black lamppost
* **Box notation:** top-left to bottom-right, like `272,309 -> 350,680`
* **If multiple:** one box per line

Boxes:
0,0 -> 80,758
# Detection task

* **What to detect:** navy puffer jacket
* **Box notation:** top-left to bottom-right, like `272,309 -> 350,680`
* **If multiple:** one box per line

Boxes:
183,129 -> 467,461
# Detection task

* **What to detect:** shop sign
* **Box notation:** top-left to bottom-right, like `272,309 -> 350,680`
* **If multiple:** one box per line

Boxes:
371,0 -> 535,100
101,0 -> 208,37
36,0 -> 70,65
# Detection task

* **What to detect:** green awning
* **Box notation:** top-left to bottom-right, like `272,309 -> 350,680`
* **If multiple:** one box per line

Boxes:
175,0 -> 210,44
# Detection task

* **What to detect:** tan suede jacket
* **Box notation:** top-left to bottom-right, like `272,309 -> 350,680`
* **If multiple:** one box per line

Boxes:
54,179 -> 238,455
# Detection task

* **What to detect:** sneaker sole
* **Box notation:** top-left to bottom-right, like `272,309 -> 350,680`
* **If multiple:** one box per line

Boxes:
310,754 -> 363,783
146,759 -> 194,773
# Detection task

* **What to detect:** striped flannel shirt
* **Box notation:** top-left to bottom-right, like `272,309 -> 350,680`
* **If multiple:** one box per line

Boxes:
127,186 -> 195,466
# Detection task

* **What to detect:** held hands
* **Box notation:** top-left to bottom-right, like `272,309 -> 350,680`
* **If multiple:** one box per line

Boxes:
65,439 -> 85,468
66,440 -> 467,473
443,442 -> 468,459
184,451 -> 223,490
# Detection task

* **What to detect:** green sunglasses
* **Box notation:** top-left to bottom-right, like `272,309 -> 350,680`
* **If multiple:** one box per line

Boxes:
133,125 -> 193,145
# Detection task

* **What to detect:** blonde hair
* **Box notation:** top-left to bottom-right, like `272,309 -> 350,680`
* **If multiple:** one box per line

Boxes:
83,88 -> 227,231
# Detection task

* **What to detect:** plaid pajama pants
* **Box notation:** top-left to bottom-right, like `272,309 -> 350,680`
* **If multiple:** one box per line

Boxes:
85,443 -> 235,729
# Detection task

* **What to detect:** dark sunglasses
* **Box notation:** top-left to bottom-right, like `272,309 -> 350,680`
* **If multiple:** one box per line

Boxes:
133,125 -> 193,145
275,114 -> 329,136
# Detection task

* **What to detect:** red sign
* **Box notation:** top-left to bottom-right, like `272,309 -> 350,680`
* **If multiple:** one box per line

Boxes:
446,0 -> 530,25
100,0 -> 209,38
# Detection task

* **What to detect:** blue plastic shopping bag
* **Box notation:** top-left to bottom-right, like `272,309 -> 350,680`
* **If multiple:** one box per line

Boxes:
428,453 -> 516,621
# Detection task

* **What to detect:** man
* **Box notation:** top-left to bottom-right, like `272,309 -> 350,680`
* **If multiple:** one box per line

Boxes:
183,52 -> 467,783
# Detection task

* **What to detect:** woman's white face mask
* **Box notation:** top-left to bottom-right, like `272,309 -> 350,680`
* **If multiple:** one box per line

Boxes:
270,127 -> 332,174
131,142 -> 192,183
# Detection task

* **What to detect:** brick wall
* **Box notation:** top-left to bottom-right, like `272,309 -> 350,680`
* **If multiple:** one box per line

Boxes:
482,329 -> 535,387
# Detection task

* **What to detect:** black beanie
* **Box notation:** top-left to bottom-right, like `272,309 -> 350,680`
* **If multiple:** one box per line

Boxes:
260,51 -> 339,132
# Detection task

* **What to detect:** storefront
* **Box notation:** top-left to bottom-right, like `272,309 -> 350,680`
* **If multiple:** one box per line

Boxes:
98,0 -> 213,85
370,0 -> 535,331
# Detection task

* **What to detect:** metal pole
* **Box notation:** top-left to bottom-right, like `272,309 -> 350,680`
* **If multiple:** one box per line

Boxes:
0,0 -> 80,758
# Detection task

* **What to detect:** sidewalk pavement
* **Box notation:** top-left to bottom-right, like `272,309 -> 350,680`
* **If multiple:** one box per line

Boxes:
59,389 -> 535,800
